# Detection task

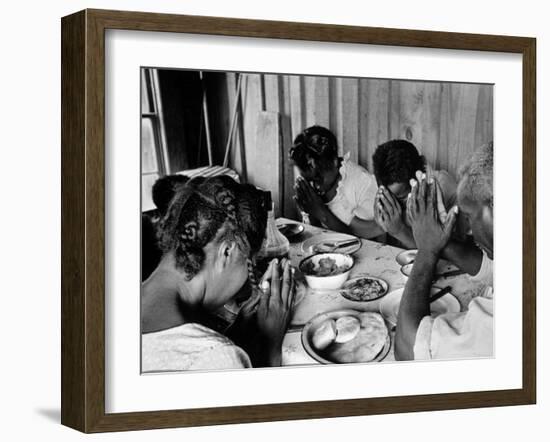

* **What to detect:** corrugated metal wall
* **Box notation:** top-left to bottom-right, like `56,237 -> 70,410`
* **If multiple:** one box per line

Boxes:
216,73 -> 493,219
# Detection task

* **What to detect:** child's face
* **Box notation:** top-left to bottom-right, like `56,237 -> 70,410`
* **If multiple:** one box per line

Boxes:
202,243 -> 249,311
299,159 -> 339,195
387,182 -> 411,208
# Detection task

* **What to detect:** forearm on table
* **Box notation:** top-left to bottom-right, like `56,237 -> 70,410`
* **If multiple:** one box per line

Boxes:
441,241 -> 483,275
349,217 -> 384,239
314,207 -> 353,234
395,250 -> 438,361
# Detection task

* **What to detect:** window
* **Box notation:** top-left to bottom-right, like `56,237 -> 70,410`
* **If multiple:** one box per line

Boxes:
141,68 -> 170,211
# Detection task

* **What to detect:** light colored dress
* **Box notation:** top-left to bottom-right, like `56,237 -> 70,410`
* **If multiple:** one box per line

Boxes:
325,152 -> 378,225
414,285 -> 493,360
142,323 -> 251,373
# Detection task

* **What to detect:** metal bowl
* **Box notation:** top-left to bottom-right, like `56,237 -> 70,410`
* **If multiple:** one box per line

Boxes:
301,309 -> 391,364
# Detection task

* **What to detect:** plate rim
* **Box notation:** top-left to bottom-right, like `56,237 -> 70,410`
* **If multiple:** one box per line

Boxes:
277,221 -> 305,238
301,232 -> 362,254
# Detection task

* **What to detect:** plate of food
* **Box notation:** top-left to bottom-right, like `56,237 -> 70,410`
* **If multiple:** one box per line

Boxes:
301,232 -> 361,255
339,276 -> 389,302
299,253 -> 354,291
302,309 -> 391,364
276,221 -> 305,240
379,287 -> 461,326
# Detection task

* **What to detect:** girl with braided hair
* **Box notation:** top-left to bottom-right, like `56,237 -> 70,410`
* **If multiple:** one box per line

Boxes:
142,176 -> 295,371
290,125 -> 383,239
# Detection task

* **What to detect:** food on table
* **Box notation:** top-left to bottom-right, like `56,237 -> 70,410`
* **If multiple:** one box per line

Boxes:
310,312 -> 388,363
301,256 -> 350,277
341,277 -> 387,301
334,316 -> 361,343
326,312 -> 388,363
312,318 -> 337,351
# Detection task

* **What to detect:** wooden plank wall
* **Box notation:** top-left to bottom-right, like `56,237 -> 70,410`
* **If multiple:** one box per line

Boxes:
214,73 -> 493,219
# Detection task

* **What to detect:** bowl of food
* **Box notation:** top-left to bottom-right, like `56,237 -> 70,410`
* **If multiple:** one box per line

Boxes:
299,253 -> 354,291
339,276 -> 389,302
302,309 -> 391,364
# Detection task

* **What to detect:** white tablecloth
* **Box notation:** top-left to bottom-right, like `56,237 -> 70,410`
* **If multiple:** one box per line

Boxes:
278,218 -> 487,366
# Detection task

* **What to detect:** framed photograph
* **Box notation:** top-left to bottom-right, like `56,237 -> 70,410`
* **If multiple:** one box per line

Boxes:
61,9 -> 536,433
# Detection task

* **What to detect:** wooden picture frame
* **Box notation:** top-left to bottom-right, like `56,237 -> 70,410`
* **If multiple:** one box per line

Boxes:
61,8 -> 536,433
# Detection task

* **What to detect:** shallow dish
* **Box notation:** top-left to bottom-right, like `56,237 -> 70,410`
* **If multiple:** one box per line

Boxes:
301,309 -> 391,364
277,222 -> 305,240
379,287 -> 461,326
301,232 -> 361,255
395,249 -> 417,266
299,253 -> 354,291
339,276 -> 389,302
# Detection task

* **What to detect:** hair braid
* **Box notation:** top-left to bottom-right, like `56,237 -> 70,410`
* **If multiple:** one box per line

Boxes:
156,176 -> 268,281
247,258 -> 259,291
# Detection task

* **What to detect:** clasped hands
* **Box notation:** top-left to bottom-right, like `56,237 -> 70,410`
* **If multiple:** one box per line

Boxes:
293,176 -> 325,219
375,171 -> 458,255
233,258 -> 295,349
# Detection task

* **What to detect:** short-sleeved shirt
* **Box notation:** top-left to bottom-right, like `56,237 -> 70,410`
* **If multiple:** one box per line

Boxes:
142,323 -> 252,372
325,153 -> 378,226
413,286 -> 494,360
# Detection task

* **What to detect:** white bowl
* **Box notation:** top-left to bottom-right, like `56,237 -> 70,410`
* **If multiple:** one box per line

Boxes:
395,249 -> 417,266
299,253 -> 354,291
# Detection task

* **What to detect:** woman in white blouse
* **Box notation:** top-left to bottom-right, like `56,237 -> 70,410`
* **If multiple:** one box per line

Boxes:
290,125 -> 383,239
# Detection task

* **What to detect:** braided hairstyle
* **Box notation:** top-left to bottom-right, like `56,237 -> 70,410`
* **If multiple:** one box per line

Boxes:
289,125 -> 339,174
152,174 -> 189,215
372,139 -> 426,187
238,184 -> 269,289
157,176 -> 268,281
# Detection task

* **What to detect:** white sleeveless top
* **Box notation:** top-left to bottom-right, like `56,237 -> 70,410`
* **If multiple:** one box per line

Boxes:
325,153 -> 378,225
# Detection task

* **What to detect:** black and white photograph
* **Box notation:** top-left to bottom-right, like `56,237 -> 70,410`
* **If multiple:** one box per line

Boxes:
140,68 -> 494,373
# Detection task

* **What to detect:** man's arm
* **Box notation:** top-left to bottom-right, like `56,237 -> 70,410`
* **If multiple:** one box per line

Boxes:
394,175 -> 458,361
349,216 -> 384,239
394,250 -> 437,360
387,224 -> 416,249
314,208 -> 385,239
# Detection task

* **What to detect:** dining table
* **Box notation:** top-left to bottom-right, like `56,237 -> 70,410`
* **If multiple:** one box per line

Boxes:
277,218 -> 488,366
